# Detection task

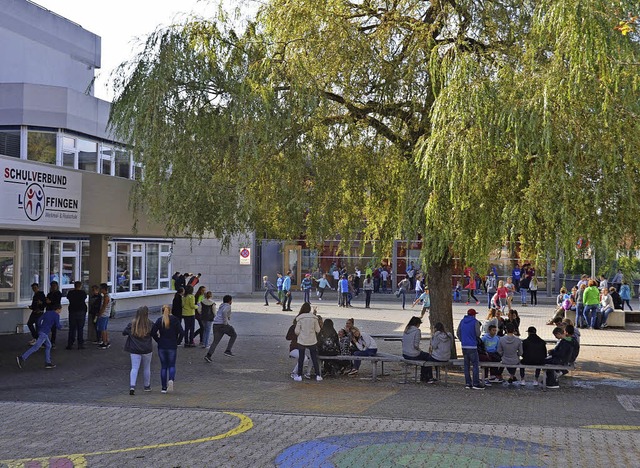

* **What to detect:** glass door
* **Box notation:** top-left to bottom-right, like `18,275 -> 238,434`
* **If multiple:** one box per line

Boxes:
283,245 -> 302,290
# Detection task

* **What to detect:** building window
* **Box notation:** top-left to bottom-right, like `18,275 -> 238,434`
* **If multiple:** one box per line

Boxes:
100,145 -> 113,176
0,129 -> 20,158
78,139 -> 98,172
115,149 -> 131,178
27,131 -> 57,165
0,239 -> 16,303
20,239 -> 45,302
116,243 -> 131,292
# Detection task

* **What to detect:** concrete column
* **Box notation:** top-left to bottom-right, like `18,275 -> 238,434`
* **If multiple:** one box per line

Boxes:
88,234 -> 108,287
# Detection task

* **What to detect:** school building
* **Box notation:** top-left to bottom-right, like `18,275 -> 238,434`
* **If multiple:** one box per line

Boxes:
0,0 -> 251,333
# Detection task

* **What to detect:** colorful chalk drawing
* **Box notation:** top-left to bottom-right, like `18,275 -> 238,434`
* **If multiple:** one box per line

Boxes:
275,431 -> 551,468
0,411 -> 252,468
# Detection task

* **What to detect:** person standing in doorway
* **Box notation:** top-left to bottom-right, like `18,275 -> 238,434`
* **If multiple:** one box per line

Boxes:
66,281 -> 87,350
282,271 -> 293,311
204,295 -> 237,361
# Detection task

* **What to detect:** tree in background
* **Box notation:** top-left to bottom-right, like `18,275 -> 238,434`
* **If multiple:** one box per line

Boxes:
110,0 -> 640,334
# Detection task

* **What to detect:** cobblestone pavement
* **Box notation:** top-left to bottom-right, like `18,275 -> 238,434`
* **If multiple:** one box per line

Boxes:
1,295 -> 639,466
0,402 -> 639,467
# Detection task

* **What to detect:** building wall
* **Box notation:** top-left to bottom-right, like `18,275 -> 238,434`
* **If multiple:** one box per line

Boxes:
0,0 -> 100,95
171,235 -> 255,295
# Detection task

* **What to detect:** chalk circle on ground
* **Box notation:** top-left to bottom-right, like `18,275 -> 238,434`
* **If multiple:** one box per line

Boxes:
275,430 -> 552,468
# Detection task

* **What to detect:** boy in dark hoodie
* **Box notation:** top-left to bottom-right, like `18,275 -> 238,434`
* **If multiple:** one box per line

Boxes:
497,322 -> 523,385
520,326 -> 547,386
545,327 -> 574,388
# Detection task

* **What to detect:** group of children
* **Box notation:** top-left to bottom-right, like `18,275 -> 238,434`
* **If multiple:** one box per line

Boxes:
17,281 -> 113,369
478,315 -> 579,389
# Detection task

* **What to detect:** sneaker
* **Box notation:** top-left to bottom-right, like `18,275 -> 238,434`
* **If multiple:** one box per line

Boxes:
427,379 -> 437,384
519,380 -> 526,386
28,339 -> 36,345
203,355 -> 212,363
45,363 -> 56,369
465,385 -> 472,389
476,301 -> 480,305
304,374 -> 311,380
472,385 -> 485,390
290,373 -> 296,379
223,350 -> 235,357
130,388 -> 135,395
601,323 -> 608,329
547,384 -> 560,389
144,386 -> 151,392
316,375 -> 323,382
484,379 -> 493,387
293,375 -> 303,382
495,377 -> 505,383
98,344 -> 108,350
16,356 -> 24,369
168,380 -> 174,393
488,376 -> 499,382
533,381 -> 539,387
263,303 -> 269,306
348,369 -> 359,376
161,389 -> 167,394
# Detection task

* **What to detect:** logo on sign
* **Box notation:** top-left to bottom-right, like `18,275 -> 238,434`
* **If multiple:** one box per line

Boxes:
23,183 -> 45,221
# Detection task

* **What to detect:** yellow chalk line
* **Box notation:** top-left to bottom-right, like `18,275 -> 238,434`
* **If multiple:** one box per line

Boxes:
1,411 -> 253,467
581,425 -> 640,431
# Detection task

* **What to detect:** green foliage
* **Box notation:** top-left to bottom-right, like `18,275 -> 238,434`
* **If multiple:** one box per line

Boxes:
109,0 -> 640,323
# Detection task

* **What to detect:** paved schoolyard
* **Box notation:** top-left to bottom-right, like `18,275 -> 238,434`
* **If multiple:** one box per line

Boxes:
0,294 -> 639,466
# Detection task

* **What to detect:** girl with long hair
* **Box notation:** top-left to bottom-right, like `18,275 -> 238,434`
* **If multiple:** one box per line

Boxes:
123,306 -> 154,395
151,304 -> 184,393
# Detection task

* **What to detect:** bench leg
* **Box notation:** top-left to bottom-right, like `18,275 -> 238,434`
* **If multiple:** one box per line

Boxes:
372,361 -> 378,381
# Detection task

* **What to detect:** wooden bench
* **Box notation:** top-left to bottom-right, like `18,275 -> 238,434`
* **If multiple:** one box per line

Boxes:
400,359 -> 453,384
318,352 -> 403,381
450,359 -> 574,390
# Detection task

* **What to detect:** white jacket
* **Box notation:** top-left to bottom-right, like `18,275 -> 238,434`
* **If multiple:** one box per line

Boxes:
294,313 -> 320,346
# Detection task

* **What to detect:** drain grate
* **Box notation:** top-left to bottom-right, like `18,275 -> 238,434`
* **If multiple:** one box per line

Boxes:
616,395 -> 640,412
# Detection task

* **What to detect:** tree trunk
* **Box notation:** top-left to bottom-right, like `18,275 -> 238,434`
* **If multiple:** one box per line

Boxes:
426,253 -> 456,358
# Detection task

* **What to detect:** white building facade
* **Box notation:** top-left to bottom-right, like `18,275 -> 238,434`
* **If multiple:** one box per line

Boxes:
0,0 -> 253,333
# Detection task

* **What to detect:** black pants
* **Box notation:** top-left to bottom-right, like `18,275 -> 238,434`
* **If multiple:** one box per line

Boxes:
193,317 -> 204,342
27,311 -> 42,339
530,290 -> 538,305
365,290 -> 372,308
67,312 -> 86,347
183,316 -> 195,345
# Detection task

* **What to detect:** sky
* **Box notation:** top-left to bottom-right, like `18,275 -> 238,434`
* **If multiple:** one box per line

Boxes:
32,0 -> 258,101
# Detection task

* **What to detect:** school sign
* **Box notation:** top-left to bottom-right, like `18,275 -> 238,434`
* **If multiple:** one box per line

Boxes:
1,159 -> 82,228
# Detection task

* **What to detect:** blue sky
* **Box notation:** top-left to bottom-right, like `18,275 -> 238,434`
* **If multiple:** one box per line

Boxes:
32,0 -> 257,100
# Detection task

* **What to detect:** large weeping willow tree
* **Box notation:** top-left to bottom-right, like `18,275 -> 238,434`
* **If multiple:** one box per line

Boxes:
110,0 -> 640,333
